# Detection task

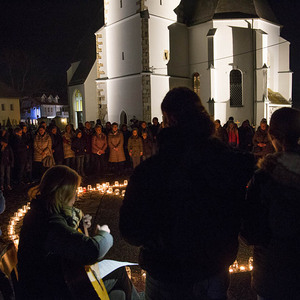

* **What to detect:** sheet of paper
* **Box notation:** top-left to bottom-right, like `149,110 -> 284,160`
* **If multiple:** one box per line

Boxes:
92,259 -> 138,279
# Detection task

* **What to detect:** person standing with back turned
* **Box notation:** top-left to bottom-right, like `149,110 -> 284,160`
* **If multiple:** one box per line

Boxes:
119,87 -> 254,300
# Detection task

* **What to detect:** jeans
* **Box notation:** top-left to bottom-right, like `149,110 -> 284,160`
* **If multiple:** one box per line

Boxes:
145,270 -> 229,300
64,157 -> 75,169
75,155 -> 85,176
0,165 -> 11,187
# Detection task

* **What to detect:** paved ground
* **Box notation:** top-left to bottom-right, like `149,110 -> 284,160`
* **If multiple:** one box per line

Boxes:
0,174 -> 257,299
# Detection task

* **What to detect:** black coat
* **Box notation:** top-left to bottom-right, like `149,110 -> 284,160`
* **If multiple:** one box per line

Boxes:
71,137 -> 87,156
51,133 -> 64,163
241,151 -> 300,299
17,196 -> 113,299
120,127 -> 254,284
11,136 -> 28,163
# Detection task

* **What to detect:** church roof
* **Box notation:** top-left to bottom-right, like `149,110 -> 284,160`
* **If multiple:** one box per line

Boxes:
175,0 -> 279,26
268,89 -> 291,105
68,57 -> 95,86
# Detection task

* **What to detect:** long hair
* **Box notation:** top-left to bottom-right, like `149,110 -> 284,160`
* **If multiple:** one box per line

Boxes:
161,87 -> 215,138
269,107 -> 300,151
36,165 -> 81,214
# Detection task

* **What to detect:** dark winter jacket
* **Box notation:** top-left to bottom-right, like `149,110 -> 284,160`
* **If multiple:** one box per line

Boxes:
22,131 -> 34,159
252,127 -> 274,157
142,137 -> 152,158
12,135 -> 28,162
128,135 -> 143,157
241,151 -> 300,299
50,133 -> 64,163
120,127 -> 254,284
215,127 -> 228,144
18,196 -> 113,299
83,128 -> 93,154
71,137 -> 87,156
238,125 -> 254,152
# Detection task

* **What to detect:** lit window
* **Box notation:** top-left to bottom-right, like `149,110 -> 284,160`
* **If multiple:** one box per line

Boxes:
193,73 -> 200,96
74,90 -> 83,112
230,70 -> 243,107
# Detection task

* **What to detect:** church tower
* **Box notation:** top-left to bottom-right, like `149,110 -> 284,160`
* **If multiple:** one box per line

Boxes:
169,0 -> 292,125
95,0 -> 180,124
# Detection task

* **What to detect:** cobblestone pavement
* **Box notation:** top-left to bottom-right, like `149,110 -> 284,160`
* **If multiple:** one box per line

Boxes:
0,175 -> 257,299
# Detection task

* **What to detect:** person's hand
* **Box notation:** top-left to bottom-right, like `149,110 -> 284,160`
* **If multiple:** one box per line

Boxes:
97,224 -> 110,234
83,214 -> 92,229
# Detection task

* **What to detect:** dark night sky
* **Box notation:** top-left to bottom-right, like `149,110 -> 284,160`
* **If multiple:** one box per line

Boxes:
0,0 -> 300,108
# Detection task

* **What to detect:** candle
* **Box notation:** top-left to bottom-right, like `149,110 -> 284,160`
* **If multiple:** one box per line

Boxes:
114,181 -> 119,187
87,185 -> 92,191
107,187 -> 113,194
96,183 -> 101,190
123,180 -> 128,186
121,190 -> 126,197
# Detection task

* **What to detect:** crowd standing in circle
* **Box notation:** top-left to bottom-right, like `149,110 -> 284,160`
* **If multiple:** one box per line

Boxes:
0,117 -> 164,190
0,86 -> 299,300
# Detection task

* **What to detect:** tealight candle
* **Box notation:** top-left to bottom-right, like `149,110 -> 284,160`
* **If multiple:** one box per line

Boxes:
114,181 -> 119,187
105,182 -> 110,187
123,180 -> 128,186
87,185 -> 92,191
108,187 -> 113,194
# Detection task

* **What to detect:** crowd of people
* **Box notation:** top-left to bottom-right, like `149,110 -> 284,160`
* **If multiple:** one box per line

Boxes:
1,86 -> 300,300
0,117 -> 162,191
0,107 -> 274,192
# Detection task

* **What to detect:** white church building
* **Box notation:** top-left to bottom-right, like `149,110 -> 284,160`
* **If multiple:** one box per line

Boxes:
90,0 -> 292,126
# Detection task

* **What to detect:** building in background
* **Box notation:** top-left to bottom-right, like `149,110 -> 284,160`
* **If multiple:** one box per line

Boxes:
20,94 -> 69,128
94,0 -> 291,126
0,81 -> 21,127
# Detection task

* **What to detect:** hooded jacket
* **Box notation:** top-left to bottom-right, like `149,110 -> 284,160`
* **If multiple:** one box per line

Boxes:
241,151 -> 300,299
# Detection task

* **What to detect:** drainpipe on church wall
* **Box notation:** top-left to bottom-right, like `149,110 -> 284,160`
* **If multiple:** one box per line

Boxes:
252,19 -> 257,127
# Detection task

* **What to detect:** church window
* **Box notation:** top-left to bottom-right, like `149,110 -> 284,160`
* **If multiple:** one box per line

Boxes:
74,90 -> 83,112
193,73 -> 200,96
122,52 -> 125,60
207,29 -> 216,68
10,104 -> 14,111
1,104 -> 5,111
160,0 -> 163,5
230,70 -> 243,107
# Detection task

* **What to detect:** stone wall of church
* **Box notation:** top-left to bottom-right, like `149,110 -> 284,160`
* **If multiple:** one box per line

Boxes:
142,75 -> 151,122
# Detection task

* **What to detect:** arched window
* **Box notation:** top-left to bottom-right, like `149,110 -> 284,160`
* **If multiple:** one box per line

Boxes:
230,70 -> 243,107
120,110 -> 127,125
193,73 -> 200,96
74,90 -> 83,111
